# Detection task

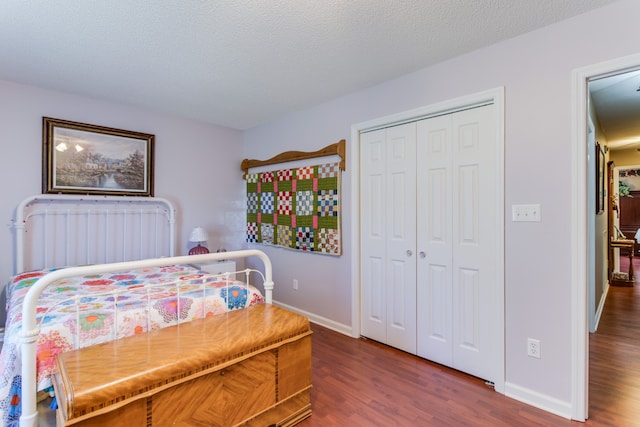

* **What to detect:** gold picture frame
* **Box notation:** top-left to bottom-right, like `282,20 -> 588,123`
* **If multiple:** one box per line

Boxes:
42,117 -> 154,196
596,142 -> 604,214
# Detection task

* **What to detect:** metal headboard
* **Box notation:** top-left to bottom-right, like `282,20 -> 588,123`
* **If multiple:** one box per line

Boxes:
13,194 -> 176,274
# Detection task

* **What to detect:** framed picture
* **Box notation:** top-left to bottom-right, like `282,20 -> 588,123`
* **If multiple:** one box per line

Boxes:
618,167 -> 640,191
43,117 -> 154,196
596,142 -> 605,214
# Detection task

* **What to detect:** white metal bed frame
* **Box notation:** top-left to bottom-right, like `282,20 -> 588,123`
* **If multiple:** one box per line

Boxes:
10,195 -> 274,427
13,194 -> 178,274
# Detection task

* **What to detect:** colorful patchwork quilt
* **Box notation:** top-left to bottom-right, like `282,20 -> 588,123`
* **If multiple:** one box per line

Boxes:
0,264 -> 264,426
246,162 -> 341,255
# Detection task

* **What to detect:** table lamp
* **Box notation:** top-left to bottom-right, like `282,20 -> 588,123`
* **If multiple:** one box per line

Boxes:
188,226 -> 210,255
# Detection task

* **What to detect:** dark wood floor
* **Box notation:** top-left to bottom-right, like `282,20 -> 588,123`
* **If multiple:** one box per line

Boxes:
298,272 -> 640,426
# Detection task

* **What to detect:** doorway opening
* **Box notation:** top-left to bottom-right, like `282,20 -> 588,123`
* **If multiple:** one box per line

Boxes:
588,68 -> 640,329
573,53 -> 640,421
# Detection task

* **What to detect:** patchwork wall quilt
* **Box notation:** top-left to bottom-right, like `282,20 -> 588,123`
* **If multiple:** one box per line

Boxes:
246,162 -> 341,255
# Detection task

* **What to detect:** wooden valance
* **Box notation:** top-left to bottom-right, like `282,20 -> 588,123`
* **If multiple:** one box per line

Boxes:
241,139 -> 346,178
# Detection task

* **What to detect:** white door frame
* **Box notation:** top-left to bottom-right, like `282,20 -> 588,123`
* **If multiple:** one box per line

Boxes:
349,87 -> 505,393
571,53 -> 640,421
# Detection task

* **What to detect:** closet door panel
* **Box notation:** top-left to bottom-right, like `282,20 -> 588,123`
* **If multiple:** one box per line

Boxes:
360,130 -> 388,343
418,263 -> 452,362
362,256 -> 385,333
388,259 -> 411,330
416,115 -> 453,363
457,165 -> 479,243
457,267 -> 480,349
385,124 -> 417,353
360,123 -> 417,354
451,105 -> 497,381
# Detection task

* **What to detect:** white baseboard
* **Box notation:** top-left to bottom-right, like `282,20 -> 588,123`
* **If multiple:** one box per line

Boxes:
504,382 -> 572,420
272,300 -> 354,337
592,282 -> 610,332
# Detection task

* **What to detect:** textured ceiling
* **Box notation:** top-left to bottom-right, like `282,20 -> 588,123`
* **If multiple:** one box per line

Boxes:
0,0 -> 619,130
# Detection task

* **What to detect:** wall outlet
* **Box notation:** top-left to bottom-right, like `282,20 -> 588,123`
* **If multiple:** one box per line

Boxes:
293,279 -> 299,290
527,338 -> 541,358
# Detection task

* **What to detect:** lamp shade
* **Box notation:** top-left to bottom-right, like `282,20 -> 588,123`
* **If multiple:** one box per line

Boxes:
189,226 -> 208,243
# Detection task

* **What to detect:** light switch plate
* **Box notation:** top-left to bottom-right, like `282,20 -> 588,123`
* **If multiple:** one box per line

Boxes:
512,204 -> 541,222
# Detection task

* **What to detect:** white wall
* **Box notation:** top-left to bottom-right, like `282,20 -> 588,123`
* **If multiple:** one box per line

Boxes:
243,0 -> 640,417
0,79 -> 246,282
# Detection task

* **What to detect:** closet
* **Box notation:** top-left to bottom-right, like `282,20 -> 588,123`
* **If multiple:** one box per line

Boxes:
360,104 -> 499,382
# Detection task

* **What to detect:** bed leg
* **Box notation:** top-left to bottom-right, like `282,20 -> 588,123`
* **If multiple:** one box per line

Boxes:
19,411 -> 37,427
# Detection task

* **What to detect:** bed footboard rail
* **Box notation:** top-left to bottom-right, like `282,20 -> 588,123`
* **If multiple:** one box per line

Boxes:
19,249 -> 273,427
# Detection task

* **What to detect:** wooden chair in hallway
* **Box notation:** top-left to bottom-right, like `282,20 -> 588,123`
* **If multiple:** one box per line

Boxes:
610,238 -> 635,286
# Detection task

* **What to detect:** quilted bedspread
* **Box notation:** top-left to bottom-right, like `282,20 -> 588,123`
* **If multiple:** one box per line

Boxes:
0,264 -> 264,426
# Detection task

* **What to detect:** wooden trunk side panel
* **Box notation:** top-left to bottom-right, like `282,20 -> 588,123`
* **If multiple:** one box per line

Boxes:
150,351 -> 276,427
61,399 -> 147,426
51,371 -> 70,422
277,336 -> 312,400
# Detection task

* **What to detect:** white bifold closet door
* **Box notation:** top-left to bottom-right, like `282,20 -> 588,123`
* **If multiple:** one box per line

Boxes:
360,104 -> 498,383
360,122 -> 417,354
416,104 -> 497,381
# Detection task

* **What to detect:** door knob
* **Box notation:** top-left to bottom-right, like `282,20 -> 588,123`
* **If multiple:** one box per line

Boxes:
419,251 -> 426,258
406,250 -> 413,257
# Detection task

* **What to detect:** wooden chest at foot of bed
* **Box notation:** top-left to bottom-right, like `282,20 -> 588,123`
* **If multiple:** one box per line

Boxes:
52,304 -> 312,426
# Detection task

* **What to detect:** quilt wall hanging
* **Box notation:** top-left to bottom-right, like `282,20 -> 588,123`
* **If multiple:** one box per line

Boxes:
243,140 -> 345,255
246,162 -> 341,255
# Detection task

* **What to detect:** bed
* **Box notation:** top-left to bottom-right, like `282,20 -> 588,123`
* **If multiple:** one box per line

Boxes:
1,195 -> 311,427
